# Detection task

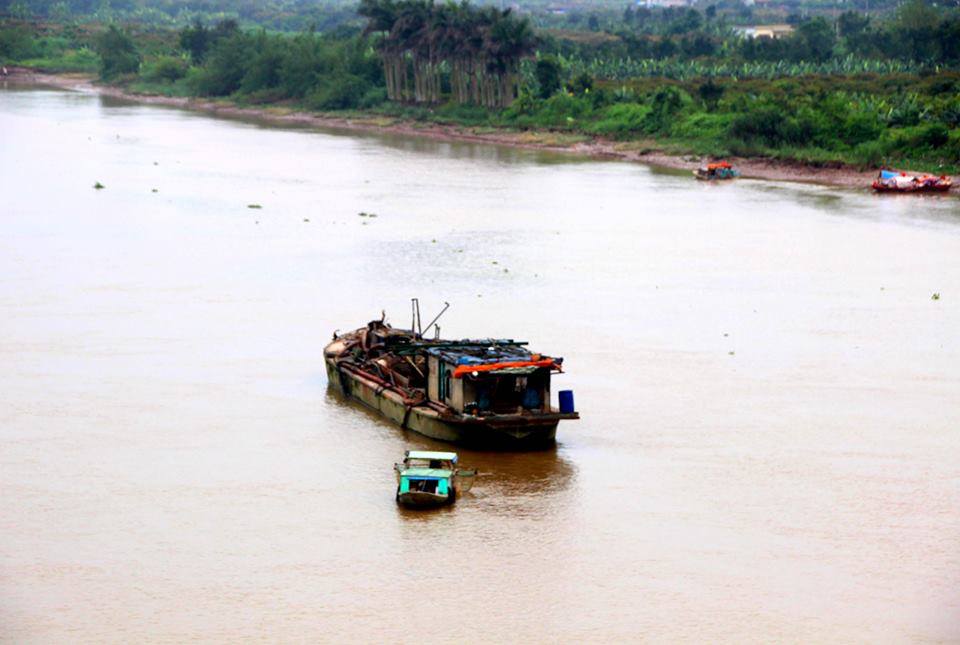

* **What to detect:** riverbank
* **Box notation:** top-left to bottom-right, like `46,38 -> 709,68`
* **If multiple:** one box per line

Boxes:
0,67 -> 908,189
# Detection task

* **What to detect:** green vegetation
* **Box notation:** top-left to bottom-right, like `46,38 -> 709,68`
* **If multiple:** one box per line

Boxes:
2,0 -> 959,174
499,73 -> 960,171
96,23 -> 139,78
0,21 -> 97,70
0,0 -> 360,31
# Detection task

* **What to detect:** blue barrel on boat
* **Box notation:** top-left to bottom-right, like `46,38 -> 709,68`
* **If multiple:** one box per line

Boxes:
559,390 -> 575,414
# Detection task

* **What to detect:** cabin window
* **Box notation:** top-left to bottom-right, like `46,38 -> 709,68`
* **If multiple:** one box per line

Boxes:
471,372 -> 547,413
408,479 -> 438,493
438,362 -> 448,400
402,478 -> 442,494
522,386 -> 541,409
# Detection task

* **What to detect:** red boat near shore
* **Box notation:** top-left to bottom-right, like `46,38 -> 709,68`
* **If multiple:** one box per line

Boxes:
872,169 -> 952,193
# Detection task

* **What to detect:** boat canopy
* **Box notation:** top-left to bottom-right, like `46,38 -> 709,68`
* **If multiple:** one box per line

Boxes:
425,341 -> 532,366
879,168 -> 944,181
423,342 -> 563,380
406,450 -> 458,462
400,468 -> 454,479
452,358 -> 557,379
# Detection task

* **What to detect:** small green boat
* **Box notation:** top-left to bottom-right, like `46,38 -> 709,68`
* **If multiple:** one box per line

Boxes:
394,450 -> 475,508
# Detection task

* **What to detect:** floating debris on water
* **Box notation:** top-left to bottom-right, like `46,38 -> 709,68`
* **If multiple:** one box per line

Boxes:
303,218 -> 310,222
932,293 -> 940,300
358,211 -> 378,218
93,182 -> 105,190
151,188 -> 158,193
247,204 -> 262,209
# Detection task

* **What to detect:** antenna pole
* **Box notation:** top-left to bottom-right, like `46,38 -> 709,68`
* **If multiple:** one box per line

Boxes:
423,301 -> 450,338
411,298 -> 422,338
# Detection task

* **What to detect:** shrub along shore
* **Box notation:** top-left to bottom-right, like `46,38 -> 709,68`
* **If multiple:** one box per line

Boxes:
3,12 -> 959,180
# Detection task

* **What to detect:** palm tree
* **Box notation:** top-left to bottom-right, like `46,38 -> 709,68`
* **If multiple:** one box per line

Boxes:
359,0 -> 402,100
359,0 -> 537,107
490,9 -> 537,107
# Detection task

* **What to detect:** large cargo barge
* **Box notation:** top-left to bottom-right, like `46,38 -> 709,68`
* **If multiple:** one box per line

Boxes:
324,311 -> 578,448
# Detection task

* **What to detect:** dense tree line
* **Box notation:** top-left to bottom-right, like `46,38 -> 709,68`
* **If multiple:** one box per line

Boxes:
0,0 -> 360,31
358,0 -> 536,107
542,0 -> 960,68
189,24 -> 383,108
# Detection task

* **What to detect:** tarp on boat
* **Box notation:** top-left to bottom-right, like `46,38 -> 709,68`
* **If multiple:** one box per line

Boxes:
453,358 -> 557,379
707,161 -> 733,170
873,169 -> 952,192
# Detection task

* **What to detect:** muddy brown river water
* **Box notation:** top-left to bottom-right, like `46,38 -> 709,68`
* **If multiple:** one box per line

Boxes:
1,86 -> 959,642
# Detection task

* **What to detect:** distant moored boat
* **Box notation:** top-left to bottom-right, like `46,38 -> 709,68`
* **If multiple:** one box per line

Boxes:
872,168 -> 952,193
694,160 -> 740,180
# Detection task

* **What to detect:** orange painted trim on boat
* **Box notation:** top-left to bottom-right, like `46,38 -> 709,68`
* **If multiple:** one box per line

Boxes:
452,359 -> 557,378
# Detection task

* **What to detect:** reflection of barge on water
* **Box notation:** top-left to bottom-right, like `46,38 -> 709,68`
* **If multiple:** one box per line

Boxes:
324,303 -> 578,448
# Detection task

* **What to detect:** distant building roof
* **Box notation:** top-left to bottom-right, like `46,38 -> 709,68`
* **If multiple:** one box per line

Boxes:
639,0 -> 691,7
733,24 -> 795,38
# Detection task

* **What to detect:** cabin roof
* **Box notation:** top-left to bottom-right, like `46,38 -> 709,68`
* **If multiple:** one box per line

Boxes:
425,341 -> 535,365
406,450 -> 458,462
400,468 -> 453,479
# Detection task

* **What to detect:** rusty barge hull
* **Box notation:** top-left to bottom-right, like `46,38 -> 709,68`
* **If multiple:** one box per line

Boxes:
325,359 -> 571,448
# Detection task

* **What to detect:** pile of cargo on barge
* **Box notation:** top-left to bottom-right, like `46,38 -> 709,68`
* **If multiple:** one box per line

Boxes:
324,306 -> 578,447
